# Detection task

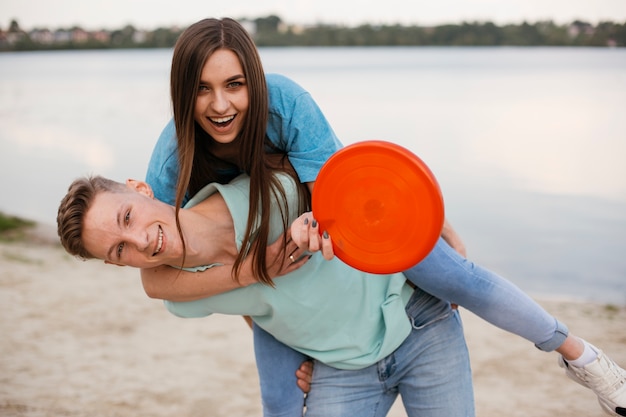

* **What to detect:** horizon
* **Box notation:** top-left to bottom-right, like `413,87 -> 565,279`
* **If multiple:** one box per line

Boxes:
4,16 -> 623,33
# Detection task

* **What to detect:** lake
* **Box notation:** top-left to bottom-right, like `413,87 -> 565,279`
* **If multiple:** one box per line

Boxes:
0,47 -> 624,304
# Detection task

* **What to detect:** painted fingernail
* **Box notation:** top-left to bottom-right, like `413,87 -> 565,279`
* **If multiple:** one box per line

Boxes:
323,230 -> 329,239
312,220 -> 317,228
304,218 -> 309,225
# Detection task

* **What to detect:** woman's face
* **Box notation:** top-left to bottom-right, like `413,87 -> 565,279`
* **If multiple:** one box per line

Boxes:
194,49 -> 249,144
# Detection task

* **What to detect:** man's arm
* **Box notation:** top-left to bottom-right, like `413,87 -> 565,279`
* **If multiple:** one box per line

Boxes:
141,232 -> 309,301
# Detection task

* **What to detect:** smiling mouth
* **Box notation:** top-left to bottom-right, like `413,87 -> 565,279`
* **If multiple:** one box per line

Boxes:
209,115 -> 235,127
153,226 -> 163,256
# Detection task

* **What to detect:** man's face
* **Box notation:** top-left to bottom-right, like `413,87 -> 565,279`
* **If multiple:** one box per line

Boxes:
82,181 -> 184,268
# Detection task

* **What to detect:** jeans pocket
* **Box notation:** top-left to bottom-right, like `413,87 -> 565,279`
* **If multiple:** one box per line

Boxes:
405,287 -> 453,330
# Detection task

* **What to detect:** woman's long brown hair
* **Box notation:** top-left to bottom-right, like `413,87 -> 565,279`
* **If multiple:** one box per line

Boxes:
170,18 -> 309,285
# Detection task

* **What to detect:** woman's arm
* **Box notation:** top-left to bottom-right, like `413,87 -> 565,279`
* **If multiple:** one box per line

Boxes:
141,231 -> 309,301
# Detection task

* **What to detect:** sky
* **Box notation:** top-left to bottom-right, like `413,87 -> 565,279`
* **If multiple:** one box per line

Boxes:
3,0 -> 626,30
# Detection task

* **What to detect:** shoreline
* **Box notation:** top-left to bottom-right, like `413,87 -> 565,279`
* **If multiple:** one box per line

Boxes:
1,225 -> 625,416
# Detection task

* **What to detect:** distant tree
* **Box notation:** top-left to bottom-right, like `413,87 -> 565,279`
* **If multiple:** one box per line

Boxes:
145,27 -> 182,48
255,15 -> 282,33
9,19 -> 21,33
110,25 -> 136,48
1,17 -> 625,51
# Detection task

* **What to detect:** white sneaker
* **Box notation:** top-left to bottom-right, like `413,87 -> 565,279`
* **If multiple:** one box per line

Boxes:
559,351 -> 626,416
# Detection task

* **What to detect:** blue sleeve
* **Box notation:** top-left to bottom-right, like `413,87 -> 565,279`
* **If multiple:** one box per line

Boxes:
145,119 -> 184,206
265,74 -> 344,183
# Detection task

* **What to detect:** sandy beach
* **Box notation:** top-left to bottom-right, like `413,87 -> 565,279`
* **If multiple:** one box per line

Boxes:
1,223 -> 625,417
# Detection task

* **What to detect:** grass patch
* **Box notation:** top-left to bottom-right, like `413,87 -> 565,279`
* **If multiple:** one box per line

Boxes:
0,212 -> 36,242
1,251 -> 43,265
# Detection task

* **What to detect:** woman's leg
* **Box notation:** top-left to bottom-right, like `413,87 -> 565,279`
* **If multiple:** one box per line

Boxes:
406,239 -> 626,416
404,237 -> 568,351
253,323 -> 307,417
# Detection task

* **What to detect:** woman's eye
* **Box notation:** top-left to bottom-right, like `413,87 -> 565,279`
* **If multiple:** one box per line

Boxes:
116,243 -> 125,258
124,211 -> 130,225
227,81 -> 242,88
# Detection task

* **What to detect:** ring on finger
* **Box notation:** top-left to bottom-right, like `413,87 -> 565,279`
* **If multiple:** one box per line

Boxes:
289,254 -> 296,263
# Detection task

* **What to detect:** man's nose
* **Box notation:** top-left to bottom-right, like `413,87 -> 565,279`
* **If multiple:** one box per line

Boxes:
127,230 -> 150,252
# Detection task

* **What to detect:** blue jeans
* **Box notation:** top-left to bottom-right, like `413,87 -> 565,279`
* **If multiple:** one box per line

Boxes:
406,237 -> 568,352
254,324 -> 308,417
305,288 -> 474,417
254,238 -> 568,416
255,287 -> 474,417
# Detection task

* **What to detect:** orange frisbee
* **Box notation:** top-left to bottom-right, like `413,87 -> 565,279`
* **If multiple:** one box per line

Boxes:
312,140 -> 444,274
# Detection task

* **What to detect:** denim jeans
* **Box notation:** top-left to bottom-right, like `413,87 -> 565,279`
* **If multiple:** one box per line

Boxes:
254,287 -> 474,417
405,237 -> 568,352
254,238 -> 568,416
254,324 -> 308,417
304,288 -> 474,417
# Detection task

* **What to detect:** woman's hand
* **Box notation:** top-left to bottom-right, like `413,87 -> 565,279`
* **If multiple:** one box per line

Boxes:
264,229 -> 311,277
290,212 -> 334,260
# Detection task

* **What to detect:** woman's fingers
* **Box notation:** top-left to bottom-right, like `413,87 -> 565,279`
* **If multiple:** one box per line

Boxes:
320,230 -> 335,260
290,212 -> 314,248
307,219 -> 321,252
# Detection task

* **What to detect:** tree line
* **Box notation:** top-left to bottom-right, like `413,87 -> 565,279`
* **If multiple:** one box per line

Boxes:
1,16 -> 624,52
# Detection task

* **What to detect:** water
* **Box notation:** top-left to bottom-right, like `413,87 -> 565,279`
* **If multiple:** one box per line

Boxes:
1,47 -> 624,304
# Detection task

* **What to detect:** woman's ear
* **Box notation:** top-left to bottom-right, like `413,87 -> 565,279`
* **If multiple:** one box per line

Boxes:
126,179 -> 154,198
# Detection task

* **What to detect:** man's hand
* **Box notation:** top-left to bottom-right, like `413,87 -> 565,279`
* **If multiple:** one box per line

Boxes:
296,360 -> 313,393
441,219 -> 467,258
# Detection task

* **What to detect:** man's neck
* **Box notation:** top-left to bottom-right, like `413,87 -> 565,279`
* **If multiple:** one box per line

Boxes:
179,193 -> 238,267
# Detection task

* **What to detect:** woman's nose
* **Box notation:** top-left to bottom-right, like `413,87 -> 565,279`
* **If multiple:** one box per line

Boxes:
210,90 -> 229,113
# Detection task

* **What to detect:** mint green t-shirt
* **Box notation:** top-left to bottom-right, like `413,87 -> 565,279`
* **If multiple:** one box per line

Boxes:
165,174 -> 414,370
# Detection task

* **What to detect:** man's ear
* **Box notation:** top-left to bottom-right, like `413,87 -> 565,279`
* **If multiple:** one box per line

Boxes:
126,179 -> 154,198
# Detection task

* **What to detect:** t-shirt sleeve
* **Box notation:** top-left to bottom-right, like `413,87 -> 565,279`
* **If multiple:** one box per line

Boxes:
164,299 -> 215,318
145,119 -> 183,206
266,74 -> 344,183
287,94 -> 343,182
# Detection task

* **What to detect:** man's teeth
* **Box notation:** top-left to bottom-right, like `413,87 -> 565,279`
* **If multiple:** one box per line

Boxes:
210,115 -> 234,124
154,227 -> 163,256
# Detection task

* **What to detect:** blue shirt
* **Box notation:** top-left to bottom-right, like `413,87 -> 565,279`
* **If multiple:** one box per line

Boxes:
146,73 -> 344,205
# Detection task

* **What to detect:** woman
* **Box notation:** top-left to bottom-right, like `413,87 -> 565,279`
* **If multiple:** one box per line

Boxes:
143,17 -> 625,417
57,171 -> 475,417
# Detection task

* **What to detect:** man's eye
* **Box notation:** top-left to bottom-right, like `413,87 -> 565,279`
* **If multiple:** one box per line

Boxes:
116,243 -> 125,258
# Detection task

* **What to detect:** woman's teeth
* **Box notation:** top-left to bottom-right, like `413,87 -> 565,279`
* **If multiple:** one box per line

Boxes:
210,115 -> 235,124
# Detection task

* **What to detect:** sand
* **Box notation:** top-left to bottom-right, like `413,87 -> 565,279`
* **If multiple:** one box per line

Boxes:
1,223 -> 625,416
